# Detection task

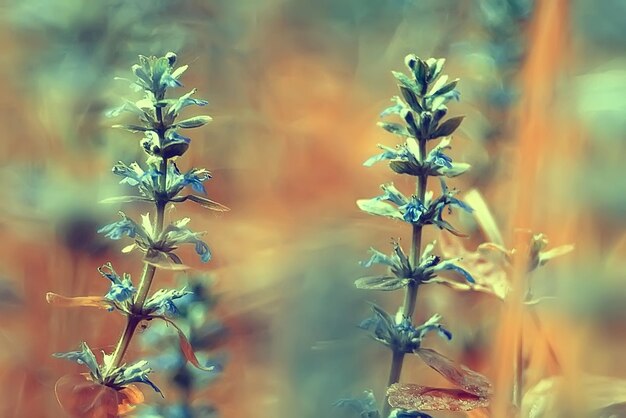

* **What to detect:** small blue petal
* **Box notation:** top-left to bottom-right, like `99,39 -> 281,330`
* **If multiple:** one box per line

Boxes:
432,150 -> 453,168
446,264 -> 475,283
362,248 -> 393,268
450,197 -> 473,213
400,198 -> 426,223
53,342 -> 100,377
98,219 -> 136,240
363,150 -> 398,167
105,281 -> 136,303
195,240 -> 211,263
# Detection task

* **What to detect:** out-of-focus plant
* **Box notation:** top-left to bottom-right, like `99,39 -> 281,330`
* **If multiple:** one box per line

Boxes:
339,55 -> 493,418
135,275 -> 226,418
46,53 -> 228,417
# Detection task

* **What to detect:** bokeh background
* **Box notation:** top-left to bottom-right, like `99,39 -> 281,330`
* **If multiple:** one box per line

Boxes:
0,0 -> 625,417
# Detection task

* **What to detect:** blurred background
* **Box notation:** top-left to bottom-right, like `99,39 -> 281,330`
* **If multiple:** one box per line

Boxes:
0,0 -> 625,417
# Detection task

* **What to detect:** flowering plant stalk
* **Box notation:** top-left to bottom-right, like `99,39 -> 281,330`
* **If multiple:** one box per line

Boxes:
47,52 -> 228,417
347,55 -> 493,418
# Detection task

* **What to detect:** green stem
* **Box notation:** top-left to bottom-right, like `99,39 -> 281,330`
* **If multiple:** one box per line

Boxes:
382,139 -> 428,417
105,108 -> 169,376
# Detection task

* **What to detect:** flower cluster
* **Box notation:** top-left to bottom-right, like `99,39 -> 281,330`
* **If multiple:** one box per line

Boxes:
342,55 -> 493,418
48,53 -> 226,417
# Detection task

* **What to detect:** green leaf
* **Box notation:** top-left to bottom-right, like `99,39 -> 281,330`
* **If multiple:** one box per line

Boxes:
377,121 -> 411,137
428,75 -> 449,96
391,71 -> 416,91
144,251 -> 190,270
416,59 -> 429,92
171,195 -> 230,211
175,115 -> 212,129
432,79 -> 459,97
440,162 -> 471,178
112,124 -> 151,133
100,196 -> 153,204
428,58 -> 446,82
355,276 -> 408,291
389,160 -> 422,176
431,116 -> 464,139
400,86 -> 423,112
357,198 -> 403,220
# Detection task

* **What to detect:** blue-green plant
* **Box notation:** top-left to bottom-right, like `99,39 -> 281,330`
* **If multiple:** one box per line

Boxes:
135,275 -> 225,418
47,52 -> 228,416
346,55 -> 492,418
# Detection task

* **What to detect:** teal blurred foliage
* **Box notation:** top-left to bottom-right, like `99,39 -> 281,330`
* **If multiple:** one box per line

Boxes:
571,0 -> 626,222
136,275 -> 225,418
276,226 -> 376,418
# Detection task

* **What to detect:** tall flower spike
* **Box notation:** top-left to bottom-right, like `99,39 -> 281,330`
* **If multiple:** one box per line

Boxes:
344,55 -> 491,418
48,53 -> 227,417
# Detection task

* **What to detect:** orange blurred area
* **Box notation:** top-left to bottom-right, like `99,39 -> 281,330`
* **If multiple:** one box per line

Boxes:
0,1 -> 625,417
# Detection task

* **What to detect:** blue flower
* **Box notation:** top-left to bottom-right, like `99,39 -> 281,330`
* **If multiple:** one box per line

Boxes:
183,168 -> 211,194
377,183 -> 409,206
53,342 -> 101,379
144,288 -> 191,317
116,360 -> 163,397
160,218 -> 211,263
431,150 -> 453,168
166,164 -> 212,196
400,198 -> 426,223
416,313 -> 453,341
98,214 -> 137,240
106,281 -> 135,303
98,263 -> 136,304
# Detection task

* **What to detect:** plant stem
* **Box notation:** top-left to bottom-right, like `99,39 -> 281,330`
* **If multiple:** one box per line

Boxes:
382,138 -> 428,417
105,109 -> 168,376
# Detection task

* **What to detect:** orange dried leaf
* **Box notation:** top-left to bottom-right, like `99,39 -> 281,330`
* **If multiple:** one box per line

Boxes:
416,348 -> 493,398
117,385 -> 144,415
55,374 -> 143,418
46,293 -> 114,310
160,317 -> 217,372
387,384 -> 489,411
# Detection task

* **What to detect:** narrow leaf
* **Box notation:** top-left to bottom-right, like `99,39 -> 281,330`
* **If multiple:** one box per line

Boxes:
391,71 -> 416,90
377,121 -> 411,137
432,80 -> 459,97
400,86 -> 423,112
431,116 -> 464,139
144,252 -> 190,271
440,162 -> 471,178
356,198 -> 403,220
157,316 -> 217,372
112,124 -> 151,133
171,195 -> 230,211
415,348 -> 493,397
355,276 -> 408,291
100,196 -> 153,204
175,116 -> 212,129
46,293 -> 114,310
